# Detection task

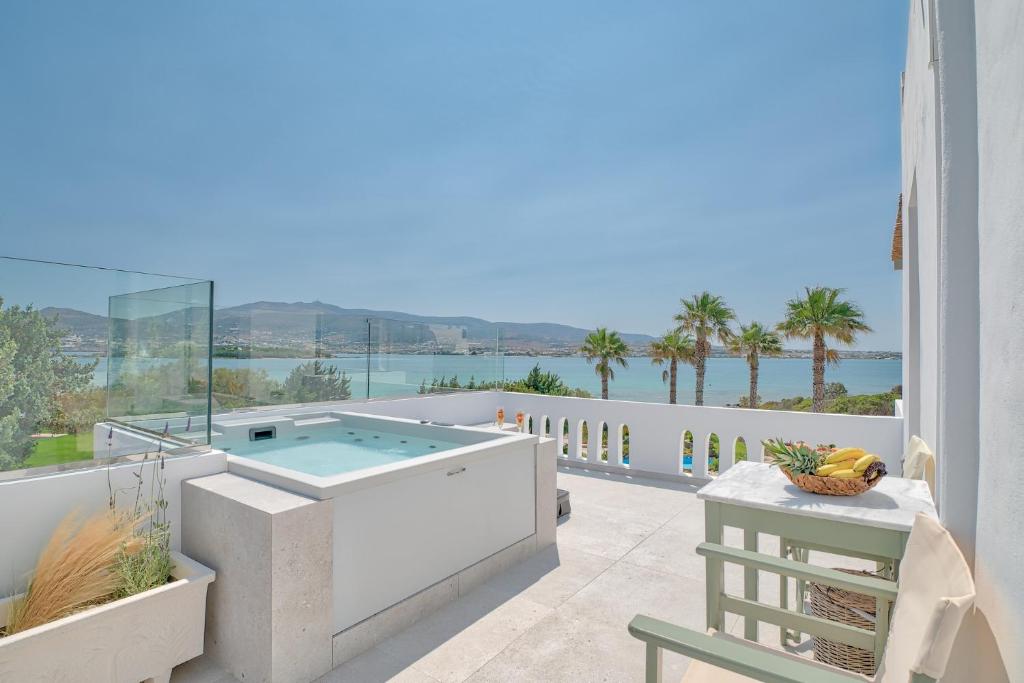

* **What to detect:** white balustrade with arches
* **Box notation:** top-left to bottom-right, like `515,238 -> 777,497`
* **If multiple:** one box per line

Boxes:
353,391 -> 905,481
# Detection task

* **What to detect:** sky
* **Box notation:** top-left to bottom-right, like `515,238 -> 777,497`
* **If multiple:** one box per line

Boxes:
0,1 -> 907,350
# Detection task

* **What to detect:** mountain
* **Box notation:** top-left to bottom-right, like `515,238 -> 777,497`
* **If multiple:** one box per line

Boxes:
215,301 -> 656,346
39,307 -> 109,340
39,301 -> 656,350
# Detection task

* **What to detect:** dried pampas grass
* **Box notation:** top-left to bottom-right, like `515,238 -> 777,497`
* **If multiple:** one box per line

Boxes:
5,509 -> 144,635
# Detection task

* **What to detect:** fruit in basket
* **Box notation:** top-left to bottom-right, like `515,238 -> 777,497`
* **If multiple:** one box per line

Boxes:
863,461 -> 887,482
762,438 -> 822,475
853,453 -> 880,473
828,468 -> 862,479
815,462 -> 853,476
824,447 -> 866,464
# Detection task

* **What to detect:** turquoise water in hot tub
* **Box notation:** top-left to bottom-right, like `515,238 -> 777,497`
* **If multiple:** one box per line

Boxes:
219,424 -> 465,477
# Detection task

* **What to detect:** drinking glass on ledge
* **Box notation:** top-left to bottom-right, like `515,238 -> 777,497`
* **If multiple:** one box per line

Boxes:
496,408 -> 505,428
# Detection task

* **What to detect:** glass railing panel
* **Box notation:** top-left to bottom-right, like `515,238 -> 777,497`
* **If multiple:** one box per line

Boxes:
210,308 -> 369,411
106,281 -> 213,447
0,256 -> 213,476
368,317 -> 504,399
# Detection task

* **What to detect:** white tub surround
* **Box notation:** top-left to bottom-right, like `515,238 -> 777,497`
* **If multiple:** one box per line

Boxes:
0,552 -> 214,683
182,473 -> 334,683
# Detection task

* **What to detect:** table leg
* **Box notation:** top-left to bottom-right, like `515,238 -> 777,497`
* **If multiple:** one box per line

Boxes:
744,528 -> 759,640
779,538 -> 790,646
793,546 -> 809,642
704,502 -> 725,631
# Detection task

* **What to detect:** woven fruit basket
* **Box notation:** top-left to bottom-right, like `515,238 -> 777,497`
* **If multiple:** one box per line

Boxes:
762,439 -> 887,497
780,467 -> 883,497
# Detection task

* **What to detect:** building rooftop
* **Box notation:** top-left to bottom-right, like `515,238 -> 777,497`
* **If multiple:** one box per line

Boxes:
172,466 -> 873,683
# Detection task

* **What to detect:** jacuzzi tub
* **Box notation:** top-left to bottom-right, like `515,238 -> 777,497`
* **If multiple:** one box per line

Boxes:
212,410 -> 539,633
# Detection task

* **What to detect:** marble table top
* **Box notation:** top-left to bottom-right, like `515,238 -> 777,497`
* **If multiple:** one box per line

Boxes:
697,461 -> 937,532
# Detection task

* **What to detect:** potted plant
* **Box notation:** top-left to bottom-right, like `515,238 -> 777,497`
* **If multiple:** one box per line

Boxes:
0,454 -> 215,682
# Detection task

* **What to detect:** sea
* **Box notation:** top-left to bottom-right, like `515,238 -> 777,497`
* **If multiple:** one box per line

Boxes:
84,354 -> 902,407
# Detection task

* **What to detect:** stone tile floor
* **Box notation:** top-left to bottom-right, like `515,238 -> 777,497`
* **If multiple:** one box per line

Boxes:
174,466 -> 873,682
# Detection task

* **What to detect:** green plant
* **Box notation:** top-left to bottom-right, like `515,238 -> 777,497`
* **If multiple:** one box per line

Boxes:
580,328 -> 629,400
675,292 -> 735,406
761,438 -> 822,475
0,300 -> 95,470
777,287 -> 871,412
5,510 -> 141,635
112,451 -> 173,599
649,331 -> 696,404
283,360 -> 351,403
728,322 -> 782,409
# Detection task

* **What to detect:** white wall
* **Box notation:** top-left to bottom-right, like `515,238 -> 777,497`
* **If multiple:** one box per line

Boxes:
482,392 -> 904,479
309,391 -> 904,480
902,0 -> 1022,677
900,0 -> 981,555
0,451 -> 227,598
973,0 -> 1024,678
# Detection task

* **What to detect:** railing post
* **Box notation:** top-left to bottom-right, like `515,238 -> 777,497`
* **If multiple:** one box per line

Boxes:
645,642 -> 663,683
568,418 -> 581,460
607,423 -> 621,465
705,501 -> 725,630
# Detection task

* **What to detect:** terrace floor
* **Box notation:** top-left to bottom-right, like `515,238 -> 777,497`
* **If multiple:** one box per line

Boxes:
174,466 -> 869,683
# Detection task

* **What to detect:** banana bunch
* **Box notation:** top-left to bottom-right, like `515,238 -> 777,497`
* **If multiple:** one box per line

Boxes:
815,447 -> 880,478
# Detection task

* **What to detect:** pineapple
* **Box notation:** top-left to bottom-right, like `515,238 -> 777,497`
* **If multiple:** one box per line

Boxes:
761,438 -> 822,475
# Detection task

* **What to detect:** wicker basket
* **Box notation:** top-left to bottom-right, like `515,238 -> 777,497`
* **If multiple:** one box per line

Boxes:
781,468 -> 884,496
809,569 -> 887,675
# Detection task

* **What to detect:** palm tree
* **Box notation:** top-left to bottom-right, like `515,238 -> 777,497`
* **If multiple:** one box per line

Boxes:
728,322 -> 782,409
649,331 -> 696,404
777,287 -> 871,412
674,292 -> 735,406
580,328 -> 629,399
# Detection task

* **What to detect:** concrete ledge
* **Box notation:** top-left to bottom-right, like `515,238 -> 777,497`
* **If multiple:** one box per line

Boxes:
183,473 -> 333,683
332,534 -> 538,668
558,457 -> 711,486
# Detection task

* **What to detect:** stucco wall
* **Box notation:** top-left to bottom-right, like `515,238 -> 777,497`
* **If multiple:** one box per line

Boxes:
973,0 -> 1024,677
0,451 -> 227,598
900,0 -> 981,557
902,0 -> 1022,677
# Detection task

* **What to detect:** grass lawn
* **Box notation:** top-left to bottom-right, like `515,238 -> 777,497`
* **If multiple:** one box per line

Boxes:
26,433 -> 95,467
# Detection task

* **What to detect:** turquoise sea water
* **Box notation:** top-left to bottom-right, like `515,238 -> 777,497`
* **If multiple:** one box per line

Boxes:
87,354 -> 901,407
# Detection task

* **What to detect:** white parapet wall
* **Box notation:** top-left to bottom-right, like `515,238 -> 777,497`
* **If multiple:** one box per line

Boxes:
0,450 -> 227,599
338,391 -> 906,481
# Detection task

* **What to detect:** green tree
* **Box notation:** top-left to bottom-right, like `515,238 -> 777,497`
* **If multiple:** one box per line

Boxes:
777,287 -> 871,412
283,360 -> 352,404
211,367 -> 285,409
648,331 -> 696,404
580,328 -> 629,400
728,322 -> 783,409
674,292 -> 735,406
0,300 -> 95,469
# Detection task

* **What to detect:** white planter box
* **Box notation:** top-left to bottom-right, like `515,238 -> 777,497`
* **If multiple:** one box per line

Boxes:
0,551 -> 214,683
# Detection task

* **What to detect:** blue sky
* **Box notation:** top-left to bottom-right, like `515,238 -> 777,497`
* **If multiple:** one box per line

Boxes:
0,2 -> 906,349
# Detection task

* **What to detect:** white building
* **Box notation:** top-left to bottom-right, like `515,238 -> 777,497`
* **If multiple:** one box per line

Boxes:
899,0 -> 1022,678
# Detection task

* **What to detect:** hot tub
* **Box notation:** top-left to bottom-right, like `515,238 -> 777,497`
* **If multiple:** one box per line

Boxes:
213,411 -> 538,632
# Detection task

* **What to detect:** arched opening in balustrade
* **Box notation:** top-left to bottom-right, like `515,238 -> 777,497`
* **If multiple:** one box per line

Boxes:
680,430 -> 694,473
527,416 -> 534,434
542,416 -> 551,437
707,433 -> 721,474
579,420 -> 589,459
734,437 -> 748,464
619,424 -> 631,465
598,421 -> 609,461
557,418 -> 569,456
